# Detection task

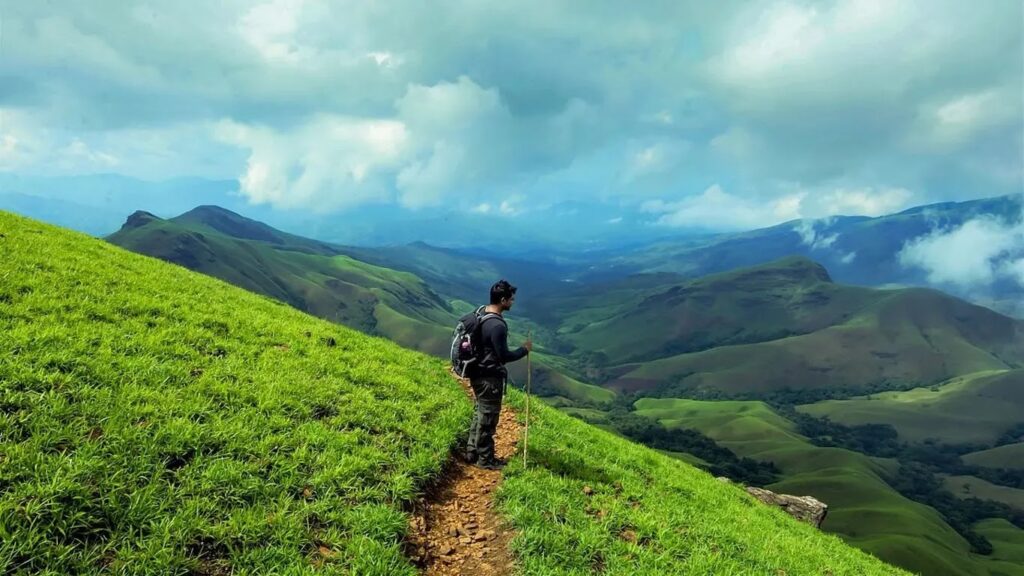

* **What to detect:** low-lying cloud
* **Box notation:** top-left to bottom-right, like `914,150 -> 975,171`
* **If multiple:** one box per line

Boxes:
898,214 -> 1024,289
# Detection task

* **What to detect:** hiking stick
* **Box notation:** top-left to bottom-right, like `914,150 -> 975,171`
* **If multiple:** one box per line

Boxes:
524,329 -> 531,468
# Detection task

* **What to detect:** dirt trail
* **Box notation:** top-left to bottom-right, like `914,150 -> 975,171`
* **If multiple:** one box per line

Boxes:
405,378 -> 521,575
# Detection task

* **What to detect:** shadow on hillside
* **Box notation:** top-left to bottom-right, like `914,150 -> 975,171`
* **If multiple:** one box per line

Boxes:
527,447 -> 615,486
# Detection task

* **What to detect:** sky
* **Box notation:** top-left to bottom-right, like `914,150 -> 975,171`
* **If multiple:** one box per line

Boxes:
0,0 -> 1021,232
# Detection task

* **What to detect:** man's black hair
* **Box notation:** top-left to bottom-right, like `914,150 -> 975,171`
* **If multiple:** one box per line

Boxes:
490,279 -> 517,305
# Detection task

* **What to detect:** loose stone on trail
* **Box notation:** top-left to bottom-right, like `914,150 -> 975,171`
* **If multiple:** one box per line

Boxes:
404,377 -> 521,575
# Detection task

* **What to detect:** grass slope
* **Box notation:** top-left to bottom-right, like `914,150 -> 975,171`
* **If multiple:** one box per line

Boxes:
799,370 -> 1024,444
965,443 -> 1024,471
0,211 -> 472,574
108,208 -> 610,407
0,211 -> 910,575
944,476 -> 1024,510
498,392 -> 907,575
108,208 -> 455,349
633,397 -> 1020,576
975,519 -> 1024,567
604,268 -> 1023,397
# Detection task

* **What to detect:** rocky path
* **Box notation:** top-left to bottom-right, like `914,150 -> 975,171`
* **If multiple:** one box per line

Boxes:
405,378 -> 521,575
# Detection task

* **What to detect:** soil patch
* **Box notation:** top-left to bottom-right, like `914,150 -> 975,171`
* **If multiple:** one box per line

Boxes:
405,377 -> 521,575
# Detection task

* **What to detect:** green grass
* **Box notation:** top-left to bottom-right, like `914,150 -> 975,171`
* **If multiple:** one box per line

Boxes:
975,519 -> 1024,567
632,397 -> 1021,576
943,476 -> 1024,510
964,443 -> 1024,470
1,211 -> 911,575
798,370 -> 1024,444
497,393 -> 908,575
1,212 -> 472,574
109,209 -> 612,408
614,295 -> 1020,397
108,209 -> 458,343
547,256 -> 1023,398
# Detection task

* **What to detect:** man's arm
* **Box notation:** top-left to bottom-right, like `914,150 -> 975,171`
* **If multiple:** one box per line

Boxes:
487,319 -> 528,363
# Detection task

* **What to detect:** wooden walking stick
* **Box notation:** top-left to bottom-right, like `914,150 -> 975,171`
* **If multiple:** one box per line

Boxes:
524,329 -> 531,468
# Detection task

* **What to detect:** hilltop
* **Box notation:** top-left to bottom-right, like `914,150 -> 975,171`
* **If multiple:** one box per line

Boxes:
108,207 -> 457,353
0,210 -> 910,574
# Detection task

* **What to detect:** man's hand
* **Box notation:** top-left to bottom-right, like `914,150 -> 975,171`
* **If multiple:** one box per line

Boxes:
523,339 -> 533,353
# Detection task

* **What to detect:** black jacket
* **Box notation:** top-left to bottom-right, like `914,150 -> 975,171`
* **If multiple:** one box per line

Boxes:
477,314 -> 527,377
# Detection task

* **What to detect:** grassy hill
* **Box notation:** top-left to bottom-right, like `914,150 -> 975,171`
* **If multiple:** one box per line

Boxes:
799,370 -> 1024,445
559,258 -> 1024,398
632,398 -> 1024,576
965,444 -> 1024,471
1,211 -> 471,574
0,210 -> 911,574
108,207 -> 454,351
944,476 -> 1024,510
975,519 -> 1024,567
107,206 -> 611,407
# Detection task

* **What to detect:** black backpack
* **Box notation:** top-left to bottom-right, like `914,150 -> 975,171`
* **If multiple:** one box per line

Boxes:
450,305 -> 503,377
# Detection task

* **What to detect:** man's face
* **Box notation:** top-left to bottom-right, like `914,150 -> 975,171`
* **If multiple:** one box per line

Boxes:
502,294 -> 515,311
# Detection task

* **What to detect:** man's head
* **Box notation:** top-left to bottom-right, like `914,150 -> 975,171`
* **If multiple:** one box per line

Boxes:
490,279 -> 517,311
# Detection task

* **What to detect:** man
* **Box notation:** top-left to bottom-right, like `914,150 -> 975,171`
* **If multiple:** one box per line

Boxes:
465,279 -> 532,470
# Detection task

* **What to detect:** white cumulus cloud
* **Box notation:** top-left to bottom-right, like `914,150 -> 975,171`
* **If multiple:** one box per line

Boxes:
898,216 -> 1024,289
215,115 -> 409,211
644,184 -> 800,230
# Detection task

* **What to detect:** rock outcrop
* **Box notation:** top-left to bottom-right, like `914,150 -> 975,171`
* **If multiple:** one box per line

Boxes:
715,477 -> 828,528
745,486 -> 828,528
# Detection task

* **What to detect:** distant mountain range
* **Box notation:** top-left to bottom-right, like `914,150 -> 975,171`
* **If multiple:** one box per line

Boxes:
5,173 -> 1019,316
564,194 -> 1022,318
0,173 -> 683,251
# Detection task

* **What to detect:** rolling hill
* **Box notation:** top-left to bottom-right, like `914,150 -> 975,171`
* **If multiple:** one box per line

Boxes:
545,257 -> 1024,398
98,205 -> 1024,574
106,206 -> 612,406
108,207 -> 456,354
630,398 -> 1024,576
0,210 -> 910,574
599,194 -> 1023,307
799,370 -> 1024,445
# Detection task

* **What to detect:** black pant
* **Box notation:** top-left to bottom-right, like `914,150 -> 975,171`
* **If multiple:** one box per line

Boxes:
466,375 -> 504,462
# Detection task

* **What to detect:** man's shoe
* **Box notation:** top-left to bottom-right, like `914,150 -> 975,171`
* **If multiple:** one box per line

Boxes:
462,452 -> 478,464
476,457 -> 507,470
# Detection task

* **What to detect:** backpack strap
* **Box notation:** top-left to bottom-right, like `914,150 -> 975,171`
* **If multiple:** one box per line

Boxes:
477,312 -> 505,328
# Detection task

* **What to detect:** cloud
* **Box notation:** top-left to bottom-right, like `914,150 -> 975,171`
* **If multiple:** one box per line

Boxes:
707,0 -> 1022,188
908,87 -> 1022,151
0,1 -> 1019,223
898,215 -> 1024,289
619,138 -> 693,184
795,219 -> 839,249
643,184 -> 801,230
817,187 -> 914,217
215,115 -> 408,211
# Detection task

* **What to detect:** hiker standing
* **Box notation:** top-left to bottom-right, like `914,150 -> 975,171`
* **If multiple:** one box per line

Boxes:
464,280 -> 531,469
